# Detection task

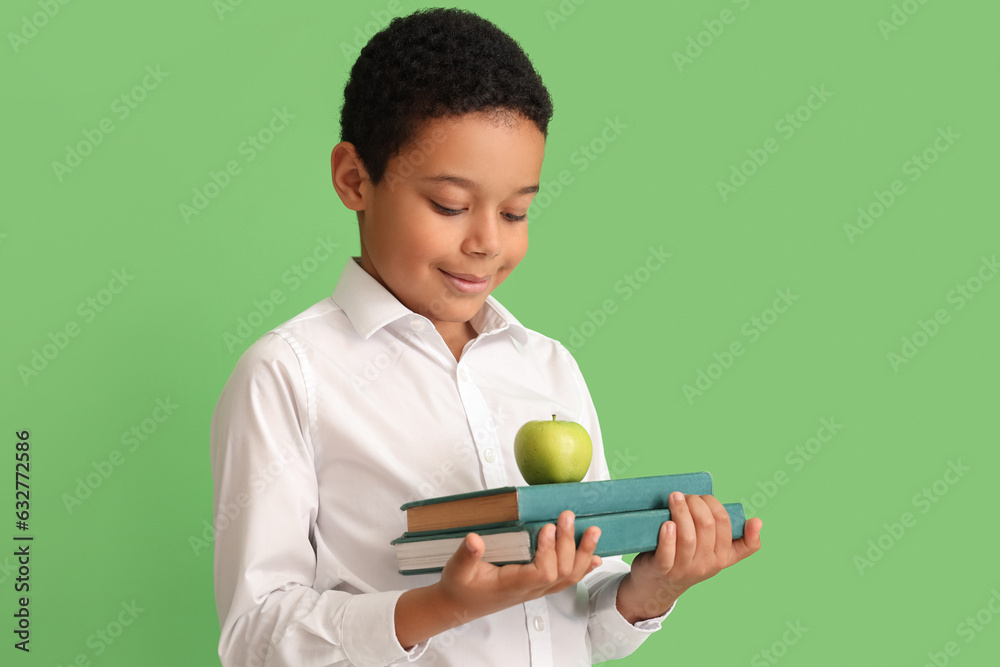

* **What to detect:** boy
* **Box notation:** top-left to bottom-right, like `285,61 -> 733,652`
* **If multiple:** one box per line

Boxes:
210,8 -> 762,666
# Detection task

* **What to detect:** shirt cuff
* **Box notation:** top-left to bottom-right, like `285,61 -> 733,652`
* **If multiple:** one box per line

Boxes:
340,590 -> 430,666
589,574 -> 674,659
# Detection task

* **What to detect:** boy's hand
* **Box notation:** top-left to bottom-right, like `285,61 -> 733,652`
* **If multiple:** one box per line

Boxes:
616,493 -> 763,624
395,510 -> 600,648
438,510 -> 602,621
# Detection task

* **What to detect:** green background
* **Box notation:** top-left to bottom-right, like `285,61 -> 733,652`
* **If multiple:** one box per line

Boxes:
3,0 -> 998,664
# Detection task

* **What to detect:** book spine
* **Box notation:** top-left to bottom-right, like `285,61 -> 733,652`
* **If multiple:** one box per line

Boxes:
516,472 -> 714,523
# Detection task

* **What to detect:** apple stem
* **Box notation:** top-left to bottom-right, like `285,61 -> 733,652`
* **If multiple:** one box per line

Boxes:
551,414 -> 556,421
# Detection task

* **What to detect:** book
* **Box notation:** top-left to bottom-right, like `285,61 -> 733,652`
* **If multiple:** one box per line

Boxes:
392,503 -> 746,575
400,472 -> 714,535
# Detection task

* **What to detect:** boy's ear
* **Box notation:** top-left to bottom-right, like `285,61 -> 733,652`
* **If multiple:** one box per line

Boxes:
331,142 -> 369,211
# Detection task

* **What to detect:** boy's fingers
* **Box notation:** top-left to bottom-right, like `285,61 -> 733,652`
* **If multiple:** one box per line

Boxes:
730,517 -> 763,564
668,492 -> 695,566
706,496 -> 734,562
553,510 -> 577,579
686,495 -> 717,562
445,533 -> 484,581
532,522 -> 558,578
654,521 -> 676,572
537,522 -> 557,554
572,526 -> 601,579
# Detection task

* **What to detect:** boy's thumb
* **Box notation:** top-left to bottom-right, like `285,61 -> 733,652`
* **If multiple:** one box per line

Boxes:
448,533 -> 485,573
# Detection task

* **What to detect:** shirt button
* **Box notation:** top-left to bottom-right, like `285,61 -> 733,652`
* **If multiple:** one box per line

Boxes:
533,616 -> 545,632
483,448 -> 496,463
458,367 -> 469,382
410,319 -> 426,331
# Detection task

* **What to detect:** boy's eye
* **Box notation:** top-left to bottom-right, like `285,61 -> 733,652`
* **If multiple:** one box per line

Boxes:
431,200 -> 526,222
431,201 -> 463,216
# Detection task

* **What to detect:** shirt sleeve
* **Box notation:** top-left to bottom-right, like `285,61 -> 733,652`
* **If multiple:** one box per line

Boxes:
584,563 -> 673,661
556,344 -> 672,661
210,332 -> 429,666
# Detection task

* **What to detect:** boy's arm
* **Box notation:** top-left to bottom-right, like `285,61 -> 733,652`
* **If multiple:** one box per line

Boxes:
212,333 -> 418,666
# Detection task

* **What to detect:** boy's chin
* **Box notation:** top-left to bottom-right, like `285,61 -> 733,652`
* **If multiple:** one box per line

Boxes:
425,297 -> 489,324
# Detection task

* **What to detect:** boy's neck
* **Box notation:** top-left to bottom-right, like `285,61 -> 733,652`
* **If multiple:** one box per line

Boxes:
436,320 -> 478,361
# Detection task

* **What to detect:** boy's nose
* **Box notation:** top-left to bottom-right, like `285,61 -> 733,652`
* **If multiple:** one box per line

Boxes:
463,211 -> 501,257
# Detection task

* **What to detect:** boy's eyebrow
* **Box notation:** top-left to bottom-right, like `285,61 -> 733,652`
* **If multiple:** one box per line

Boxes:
420,174 -> 539,196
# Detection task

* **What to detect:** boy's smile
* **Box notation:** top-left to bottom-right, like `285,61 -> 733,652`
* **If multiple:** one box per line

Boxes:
332,111 -> 546,359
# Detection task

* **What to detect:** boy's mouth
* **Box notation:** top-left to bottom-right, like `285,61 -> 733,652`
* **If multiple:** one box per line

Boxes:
440,269 -> 491,294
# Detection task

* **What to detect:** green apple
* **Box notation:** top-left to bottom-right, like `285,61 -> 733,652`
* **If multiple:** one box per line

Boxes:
513,415 -> 593,485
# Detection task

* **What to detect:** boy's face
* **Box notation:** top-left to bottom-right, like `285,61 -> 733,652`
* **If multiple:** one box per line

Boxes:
354,111 -> 545,339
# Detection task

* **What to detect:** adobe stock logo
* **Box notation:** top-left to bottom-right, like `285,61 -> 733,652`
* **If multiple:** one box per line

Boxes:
51,66 -> 169,182
61,397 -> 179,514
528,117 -> 628,226
843,127 -> 959,244
671,0 -> 758,73
54,599 -> 145,665
750,620 -> 809,667
221,235 -> 339,353
877,0 -> 932,40
338,0 -> 407,61
8,0 -> 73,54
853,459 -> 969,576
179,107 -> 295,223
886,255 -> 997,372
188,446 -> 297,557
564,245 -> 671,353
740,417 -> 844,518
716,86 -> 833,202
17,268 -> 135,385
545,0 -> 588,31
383,125 -> 447,192
922,588 -> 1000,667
213,0 -> 247,20
682,288 -> 799,404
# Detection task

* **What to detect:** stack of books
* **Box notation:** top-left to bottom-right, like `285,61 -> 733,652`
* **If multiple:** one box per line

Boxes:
391,471 -> 745,575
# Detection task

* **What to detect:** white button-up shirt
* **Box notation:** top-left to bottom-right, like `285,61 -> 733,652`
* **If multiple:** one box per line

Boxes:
210,258 -> 667,666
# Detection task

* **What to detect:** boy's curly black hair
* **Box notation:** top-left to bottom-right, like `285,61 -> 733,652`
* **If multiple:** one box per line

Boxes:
340,7 -> 553,185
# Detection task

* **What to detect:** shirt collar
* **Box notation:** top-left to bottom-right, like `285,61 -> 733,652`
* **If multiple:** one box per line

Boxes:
330,258 -> 528,345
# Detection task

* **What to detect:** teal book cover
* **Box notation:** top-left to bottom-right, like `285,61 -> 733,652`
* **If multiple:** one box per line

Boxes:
394,503 -> 747,574
401,471 -> 713,534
